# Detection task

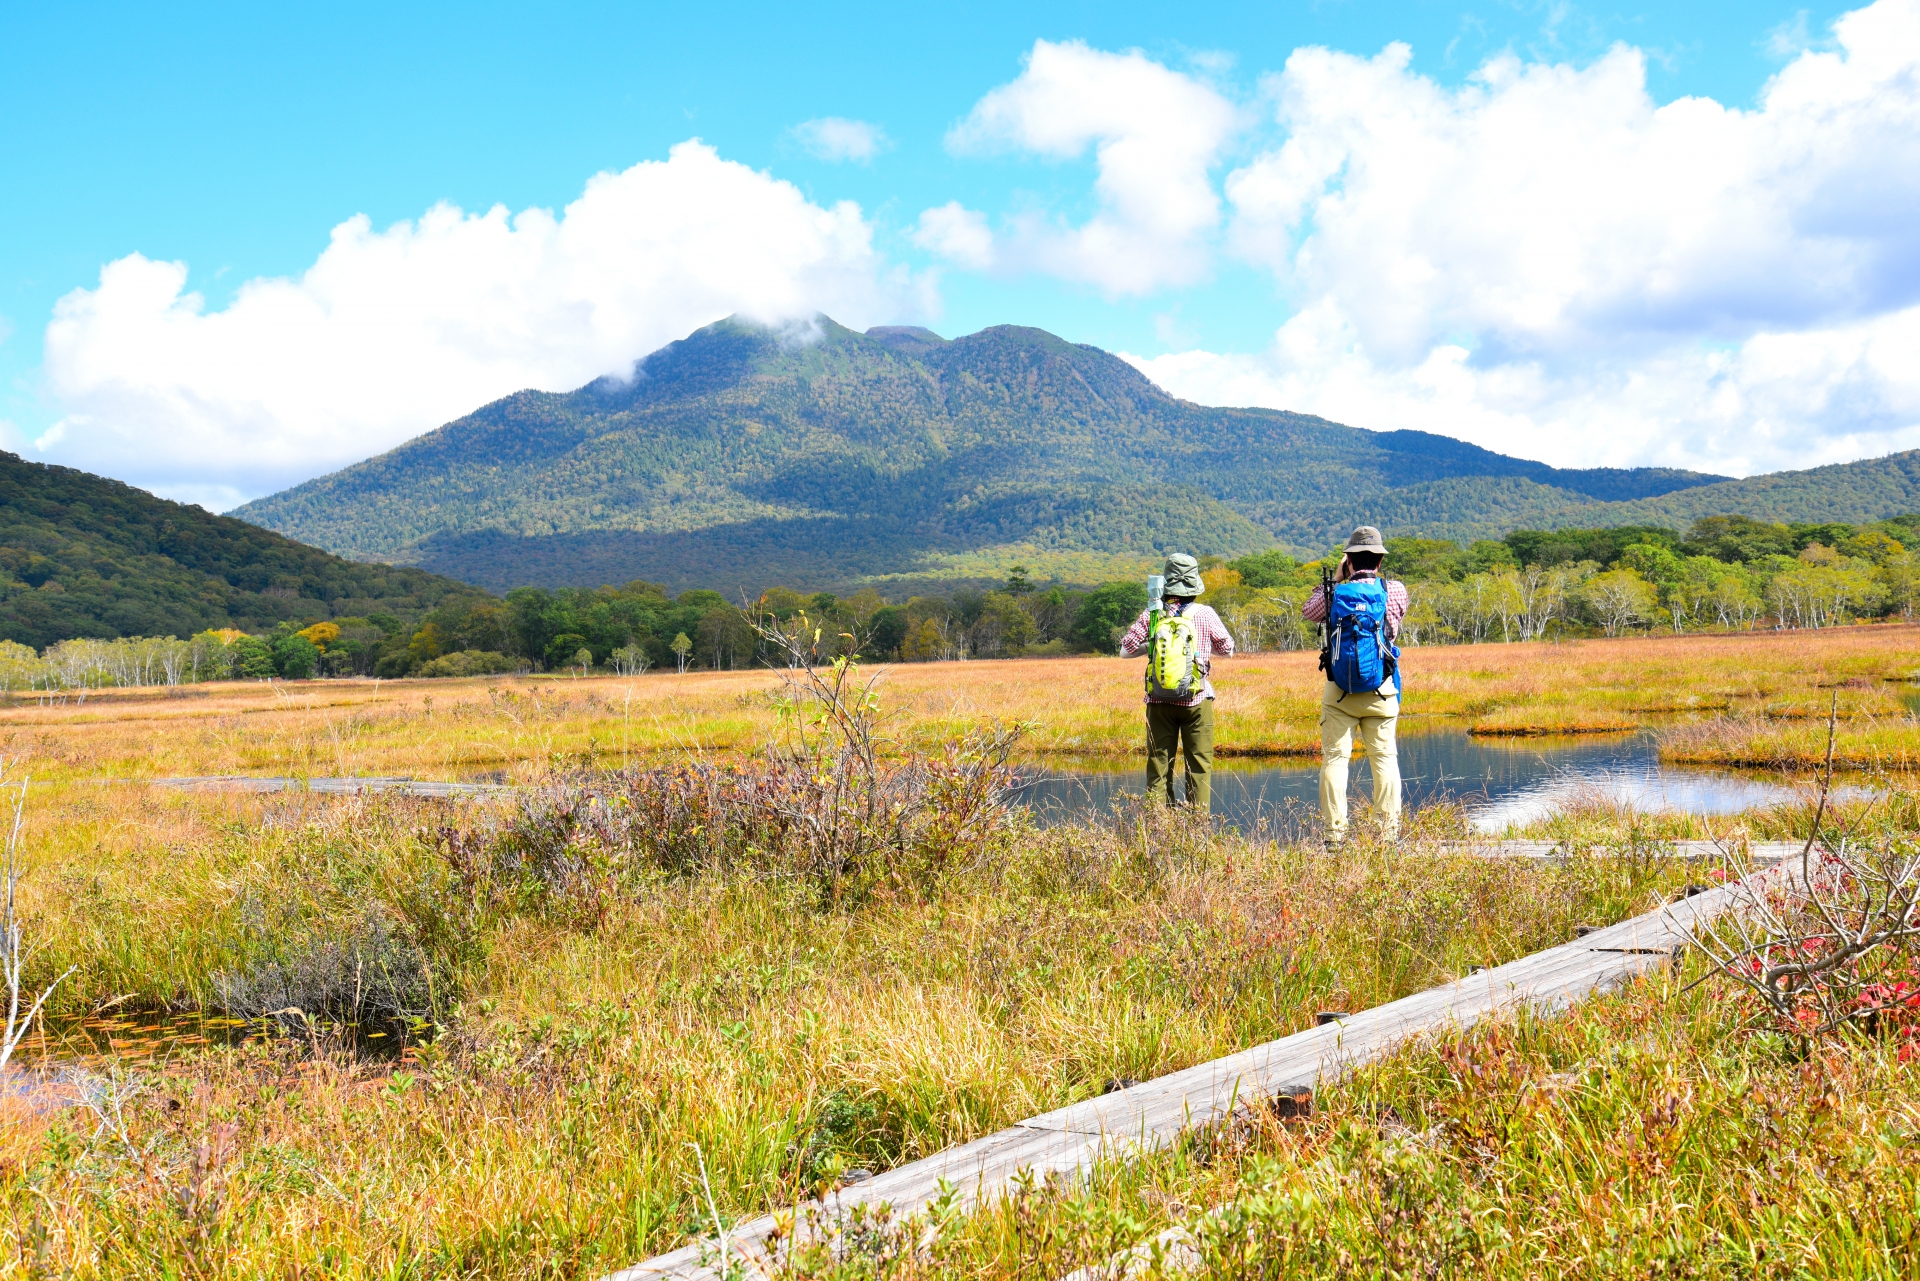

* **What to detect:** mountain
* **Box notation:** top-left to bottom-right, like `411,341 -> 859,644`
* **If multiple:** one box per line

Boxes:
237,316 -> 1747,594
0,452 -> 488,649
1586,452 -> 1920,531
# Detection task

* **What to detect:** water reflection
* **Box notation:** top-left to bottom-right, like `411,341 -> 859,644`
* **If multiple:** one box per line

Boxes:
1011,728 -> 1821,834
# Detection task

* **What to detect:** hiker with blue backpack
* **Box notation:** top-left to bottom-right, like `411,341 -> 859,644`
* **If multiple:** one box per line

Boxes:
1302,526 -> 1409,851
1119,553 -> 1236,810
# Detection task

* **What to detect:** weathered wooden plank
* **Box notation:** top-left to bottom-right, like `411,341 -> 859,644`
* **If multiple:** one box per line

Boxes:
149,775 -> 503,799
1441,839 -> 1802,866
604,873 -> 1762,1281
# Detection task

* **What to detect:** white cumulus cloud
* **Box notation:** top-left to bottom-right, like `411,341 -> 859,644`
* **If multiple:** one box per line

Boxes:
1133,0 -> 1920,476
791,117 -> 891,163
928,40 -> 1241,295
41,140 -> 928,509
911,202 -> 995,270
1125,299 -> 1920,478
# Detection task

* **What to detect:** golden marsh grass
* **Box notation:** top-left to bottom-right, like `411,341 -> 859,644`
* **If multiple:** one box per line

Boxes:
9,623 -> 1919,781
0,624 -> 1913,1276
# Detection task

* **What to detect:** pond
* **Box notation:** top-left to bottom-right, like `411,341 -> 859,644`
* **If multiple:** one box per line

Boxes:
1011,728 -> 1823,834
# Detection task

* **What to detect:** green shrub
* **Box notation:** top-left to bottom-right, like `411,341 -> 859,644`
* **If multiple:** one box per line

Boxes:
543,632 -> 590,670
418,649 -> 519,678
231,634 -> 276,679
1072,581 -> 1147,651
271,633 -> 320,679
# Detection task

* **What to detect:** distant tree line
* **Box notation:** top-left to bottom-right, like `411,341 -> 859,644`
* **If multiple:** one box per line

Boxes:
9,513 -> 1920,691
1212,513 -> 1920,650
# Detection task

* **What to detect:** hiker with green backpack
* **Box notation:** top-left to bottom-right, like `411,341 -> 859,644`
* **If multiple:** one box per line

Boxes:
1119,553 -> 1236,809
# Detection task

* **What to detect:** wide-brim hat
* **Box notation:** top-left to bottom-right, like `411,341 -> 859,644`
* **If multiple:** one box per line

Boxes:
1343,525 -> 1387,555
1162,553 -> 1205,596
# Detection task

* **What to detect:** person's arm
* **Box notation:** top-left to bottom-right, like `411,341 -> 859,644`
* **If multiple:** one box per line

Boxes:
1117,608 -> 1153,657
1301,585 -> 1328,623
1385,580 -> 1410,644
1204,606 -> 1235,659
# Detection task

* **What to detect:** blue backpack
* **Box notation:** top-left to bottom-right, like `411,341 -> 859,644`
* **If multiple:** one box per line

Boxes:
1325,578 -> 1401,696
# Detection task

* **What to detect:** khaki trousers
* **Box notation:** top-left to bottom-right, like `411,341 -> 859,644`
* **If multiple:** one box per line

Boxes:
1145,700 -> 1214,809
1318,681 -> 1401,844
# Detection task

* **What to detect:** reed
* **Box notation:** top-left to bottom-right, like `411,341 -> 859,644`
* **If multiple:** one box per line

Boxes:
8,624 -> 1919,781
3,628 -> 1914,1276
800,964 -> 1920,1279
3,773 -> 1690,1276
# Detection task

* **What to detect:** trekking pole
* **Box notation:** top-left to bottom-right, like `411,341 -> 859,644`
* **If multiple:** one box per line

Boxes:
1147,574 -> 1165,633
1318,562 -> 1334,677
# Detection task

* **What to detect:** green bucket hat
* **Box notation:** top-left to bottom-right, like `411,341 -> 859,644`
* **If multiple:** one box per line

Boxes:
1344,525 -> 1388,555
1163,553 -> 1204,597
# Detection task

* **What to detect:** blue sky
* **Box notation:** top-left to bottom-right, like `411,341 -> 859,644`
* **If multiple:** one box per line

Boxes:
6,0 -> 1915,509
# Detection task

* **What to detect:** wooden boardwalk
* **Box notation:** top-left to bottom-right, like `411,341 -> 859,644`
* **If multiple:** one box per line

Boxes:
149,775 -> 505,799
1446,839 -> 1804,866
608,868 -> 1775,1281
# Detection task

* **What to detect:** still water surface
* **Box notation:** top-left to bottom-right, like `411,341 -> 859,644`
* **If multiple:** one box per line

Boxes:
1013,729 -> 1817,834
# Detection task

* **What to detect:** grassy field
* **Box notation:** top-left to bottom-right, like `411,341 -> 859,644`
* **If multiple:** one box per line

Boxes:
1,625 -> 1914,1277
9,623 -> 1919,780
6,779 -> 1699,1278
812,963 -> 1920,1279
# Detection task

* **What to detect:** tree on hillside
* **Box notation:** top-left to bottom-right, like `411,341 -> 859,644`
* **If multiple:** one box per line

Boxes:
1024,587 -> 1079,645
1226,550 -> 1307,589
968,592 -> 1035,658
1881,552 -> 1920,620
1582,569 -> 1658,637
1768,554 -> 1883,629
1511,565 -> 1579,641
271,633 -> 320,680
696,606 -> 755,670
1708,570 -> 1765,629
232,635 -> 275,679
1682,515 -> 1795,563
899,618 -> 945,661
1072,582 -> 1148,652
866,605 -> 910,658
542,632 -> 588,671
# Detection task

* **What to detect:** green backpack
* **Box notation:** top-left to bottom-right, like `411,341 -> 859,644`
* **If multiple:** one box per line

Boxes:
1145,612 -> 1202,702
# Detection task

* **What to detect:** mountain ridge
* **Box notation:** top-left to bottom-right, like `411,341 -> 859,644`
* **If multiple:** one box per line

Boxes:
0,451 -> 487,649
233,315 -> 1904,594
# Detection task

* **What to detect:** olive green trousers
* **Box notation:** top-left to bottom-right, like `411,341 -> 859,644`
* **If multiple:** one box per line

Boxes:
1145,699 -> 1215,809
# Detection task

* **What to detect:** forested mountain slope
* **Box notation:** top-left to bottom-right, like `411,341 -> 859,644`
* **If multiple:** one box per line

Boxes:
0,452 -> 487,648
235,315 -> 1856,594
1601,452 -> 1920,531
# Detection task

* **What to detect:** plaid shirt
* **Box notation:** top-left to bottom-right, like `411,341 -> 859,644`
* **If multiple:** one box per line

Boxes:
1119,602 -> 1235,705
1302,573 -> 1410,645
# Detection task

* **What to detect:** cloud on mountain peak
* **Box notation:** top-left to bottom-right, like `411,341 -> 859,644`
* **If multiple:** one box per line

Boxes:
41,141 -> 929,508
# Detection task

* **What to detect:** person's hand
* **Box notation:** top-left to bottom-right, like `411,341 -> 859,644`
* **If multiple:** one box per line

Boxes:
1335,554 -> 1353,583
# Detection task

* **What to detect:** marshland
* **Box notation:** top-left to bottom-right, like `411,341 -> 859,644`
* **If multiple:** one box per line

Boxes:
4,624 -> 1918,1278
